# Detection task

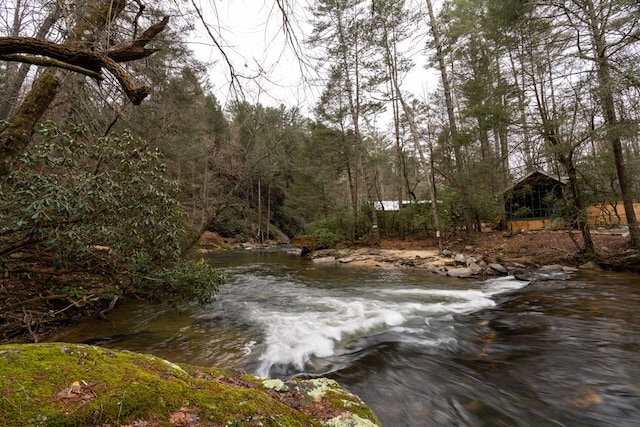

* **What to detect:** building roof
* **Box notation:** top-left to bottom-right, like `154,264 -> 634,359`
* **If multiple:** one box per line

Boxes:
373,200 -> 429,211
502,169 -> 568,194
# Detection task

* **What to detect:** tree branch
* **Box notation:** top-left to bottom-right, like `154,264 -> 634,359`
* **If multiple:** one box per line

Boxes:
0,54 -> 103,80
0,37 -> 103,72
0,236 -> 40,258
0,16 -> 169,105
97,52 -> 150,105
106,15 -> 169,62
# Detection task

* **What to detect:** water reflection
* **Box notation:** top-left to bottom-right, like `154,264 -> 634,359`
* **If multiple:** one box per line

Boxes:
50,251 -> 640,426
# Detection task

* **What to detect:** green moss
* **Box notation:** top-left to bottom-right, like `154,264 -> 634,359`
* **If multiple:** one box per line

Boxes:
0,343 -> 380,426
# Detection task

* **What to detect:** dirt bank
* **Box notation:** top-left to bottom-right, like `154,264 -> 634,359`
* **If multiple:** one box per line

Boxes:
320,229 -> 639,274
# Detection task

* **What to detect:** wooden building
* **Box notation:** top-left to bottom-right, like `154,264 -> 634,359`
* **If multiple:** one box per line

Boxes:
503,169 -> 640,231
503,170 -> 568,231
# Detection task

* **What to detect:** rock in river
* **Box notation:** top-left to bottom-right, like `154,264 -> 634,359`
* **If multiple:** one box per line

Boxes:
0,343 -> 380,426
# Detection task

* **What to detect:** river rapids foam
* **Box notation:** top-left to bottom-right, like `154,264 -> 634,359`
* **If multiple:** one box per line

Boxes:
249,275 -> 527,378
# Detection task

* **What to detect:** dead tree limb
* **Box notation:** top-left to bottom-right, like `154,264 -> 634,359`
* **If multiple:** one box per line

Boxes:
0,12 -> 170,178
98,295 -> 119,320
0,16 -> 168,105
0,54 -> 103,80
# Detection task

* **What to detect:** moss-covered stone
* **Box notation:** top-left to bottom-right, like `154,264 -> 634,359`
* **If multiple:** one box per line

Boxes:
0,343 -> 380,426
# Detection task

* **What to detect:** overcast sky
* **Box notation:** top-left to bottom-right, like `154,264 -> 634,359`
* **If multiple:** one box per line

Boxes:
187,1 -> 439,118
187,0 -> 319,112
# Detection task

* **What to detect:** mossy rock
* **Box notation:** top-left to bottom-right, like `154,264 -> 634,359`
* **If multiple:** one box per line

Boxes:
0,343 -> 380,426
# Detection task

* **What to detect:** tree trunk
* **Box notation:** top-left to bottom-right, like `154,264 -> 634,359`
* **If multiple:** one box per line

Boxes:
257,178 -> 262,243
562,154 -> 595,254
584,0 -> 640,249
343,131 -> 358,242
267,179 -> 272,242
0,69 -> 61,177
416,114 -> 444,251
355,132 -> 381,244
390,67 -> 405,240
0,4 -> 61,121
426,0 -> 474,238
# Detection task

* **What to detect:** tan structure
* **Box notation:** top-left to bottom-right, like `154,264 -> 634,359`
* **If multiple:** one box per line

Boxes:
586,202 -> 640,227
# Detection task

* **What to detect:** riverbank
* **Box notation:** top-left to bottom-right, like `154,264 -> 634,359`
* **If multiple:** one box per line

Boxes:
300,229 -> 636,277
303,229 -> 638,277
199,229 -> 637,276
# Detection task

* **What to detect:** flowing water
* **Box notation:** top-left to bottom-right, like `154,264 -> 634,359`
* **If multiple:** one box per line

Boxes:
52,250 -> 640,426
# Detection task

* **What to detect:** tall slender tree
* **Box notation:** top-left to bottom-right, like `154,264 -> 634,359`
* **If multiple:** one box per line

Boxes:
425,0 -> 474,238
309,0 -> 380,244
569,0 -> 640,249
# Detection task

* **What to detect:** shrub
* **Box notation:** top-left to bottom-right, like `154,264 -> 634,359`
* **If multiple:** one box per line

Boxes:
0,123 -> 224,304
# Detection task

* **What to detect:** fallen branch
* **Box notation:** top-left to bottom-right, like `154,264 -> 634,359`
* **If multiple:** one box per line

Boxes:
2,294 -> 67,312
99,295 -> 119,320
50,295 -> 98,317
0,236 -> 39,257
22,307 -> 38,343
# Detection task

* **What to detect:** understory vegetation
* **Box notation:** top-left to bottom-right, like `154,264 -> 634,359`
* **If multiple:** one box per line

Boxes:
0,123 -> 224,340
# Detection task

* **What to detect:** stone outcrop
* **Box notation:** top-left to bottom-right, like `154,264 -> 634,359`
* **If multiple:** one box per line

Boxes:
0,343 -> 380,426
312,247 -> 584,280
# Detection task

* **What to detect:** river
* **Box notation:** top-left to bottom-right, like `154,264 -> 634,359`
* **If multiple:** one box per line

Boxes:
51,250 -> 640,426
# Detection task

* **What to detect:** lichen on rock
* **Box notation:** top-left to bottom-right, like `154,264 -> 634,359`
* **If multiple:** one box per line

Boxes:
323,413 -> 380,427
262,378 -> 288,392
306,378 -> 342,400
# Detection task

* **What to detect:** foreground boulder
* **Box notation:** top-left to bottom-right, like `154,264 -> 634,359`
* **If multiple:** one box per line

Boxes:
0,343 -> 380,426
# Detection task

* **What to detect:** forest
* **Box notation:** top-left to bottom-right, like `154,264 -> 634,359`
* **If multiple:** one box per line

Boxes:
1,0 -> 640,338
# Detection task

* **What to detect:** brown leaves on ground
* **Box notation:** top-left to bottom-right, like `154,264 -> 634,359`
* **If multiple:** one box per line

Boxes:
266,390 -> 344,421
55,380 -> 97,402
168,407 -> 201,426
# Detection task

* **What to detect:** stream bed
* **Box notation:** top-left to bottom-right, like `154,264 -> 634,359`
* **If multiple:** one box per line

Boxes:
51,250 -> 640,426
